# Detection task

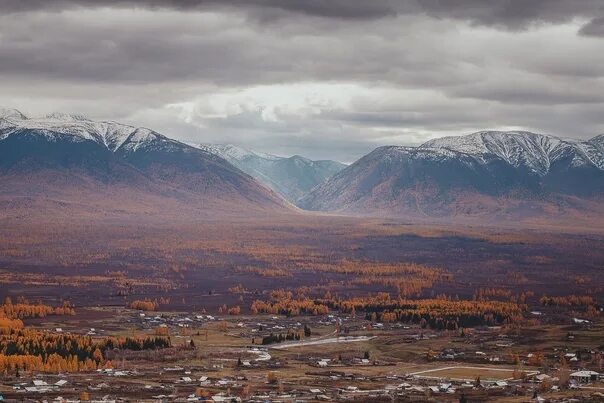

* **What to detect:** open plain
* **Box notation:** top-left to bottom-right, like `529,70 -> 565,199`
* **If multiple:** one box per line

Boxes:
1,214 -> 603,402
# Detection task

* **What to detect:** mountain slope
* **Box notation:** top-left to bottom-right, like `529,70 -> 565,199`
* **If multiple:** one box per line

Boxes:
0,109 -> 288,219
197,144 -> 346,203
422,131 -> 604,196
299,131 -> 604,222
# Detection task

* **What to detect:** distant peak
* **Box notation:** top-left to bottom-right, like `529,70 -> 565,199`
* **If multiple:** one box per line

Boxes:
0,107 -> 27,120
289,154 -> 311,162
466,130 -> 546,140
421,130 -> 579,150
590,133 -> 604,142
199,143 -> 281,161
44,112 -> 90,121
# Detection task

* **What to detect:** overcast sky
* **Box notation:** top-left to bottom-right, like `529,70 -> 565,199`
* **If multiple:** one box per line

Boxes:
1,1 -> 603,162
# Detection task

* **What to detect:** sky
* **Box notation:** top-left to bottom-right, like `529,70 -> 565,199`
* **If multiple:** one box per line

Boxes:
1,1 -> 603,162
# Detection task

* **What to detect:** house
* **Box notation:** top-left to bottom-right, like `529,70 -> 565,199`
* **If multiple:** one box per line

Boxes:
570,370 -> 599,383
164,366 -> 184,371
573,318 -> 590,324
212,394 -> 242,402
54,379 -> 68,387
113,371 -> 128,376
535,374 -> 554,383
317,359 -> 329,367
25,385 -> 52,393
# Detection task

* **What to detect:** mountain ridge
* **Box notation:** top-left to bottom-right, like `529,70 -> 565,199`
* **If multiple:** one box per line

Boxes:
0,109 -> 289,219
300,130 -> 604,222
197,143 -> 346,204
3,108 -> 603,223
421,131 -> 604,175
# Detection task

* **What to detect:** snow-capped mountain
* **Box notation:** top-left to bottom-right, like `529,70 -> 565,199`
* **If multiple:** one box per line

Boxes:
198,144 -> 281,163
422,131 -> 604,175
0,109 -> 288,218
0,108 -> 178,153
197,143 -> 346,204
299,131 -> 604,221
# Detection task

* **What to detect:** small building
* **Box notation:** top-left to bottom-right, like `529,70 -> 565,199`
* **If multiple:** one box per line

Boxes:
570,370 -> 599,383
212,395 -> 242,402
317,359 -> 330,367
573,318 -> 590,324
535,374 -> 554,383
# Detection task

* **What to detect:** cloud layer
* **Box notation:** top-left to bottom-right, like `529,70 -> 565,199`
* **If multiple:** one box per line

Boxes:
1,1 -> 603,161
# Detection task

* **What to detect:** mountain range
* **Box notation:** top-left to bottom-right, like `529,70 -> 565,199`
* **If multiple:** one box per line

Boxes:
0,108 -> 287,219
300,131 -> 604,222
2,107 -> 603,224
197,144 -> 346,204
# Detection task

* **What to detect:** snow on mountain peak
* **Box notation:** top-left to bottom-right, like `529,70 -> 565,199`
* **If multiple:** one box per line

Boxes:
197,143 -> 280,162
0,109 -> 163,152
0,108 -> 27,121
43,112 -> 90,121
591,134 -> 604,147
421,130 -> 604,174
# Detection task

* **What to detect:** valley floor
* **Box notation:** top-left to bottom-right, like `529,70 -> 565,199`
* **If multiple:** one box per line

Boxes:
0,213 -> 603,401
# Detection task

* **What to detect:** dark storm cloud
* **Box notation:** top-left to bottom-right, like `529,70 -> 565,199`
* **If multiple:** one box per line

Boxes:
579,17 -> 604,36
0,10 -> 473,86
0,1 -> 603,161
2,0 -> 603,30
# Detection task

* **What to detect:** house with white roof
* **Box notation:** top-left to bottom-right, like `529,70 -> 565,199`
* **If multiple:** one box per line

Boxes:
570,370 -> 599,383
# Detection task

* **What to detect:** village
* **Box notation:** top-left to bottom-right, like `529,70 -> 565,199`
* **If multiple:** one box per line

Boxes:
1,307 -> 603,402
